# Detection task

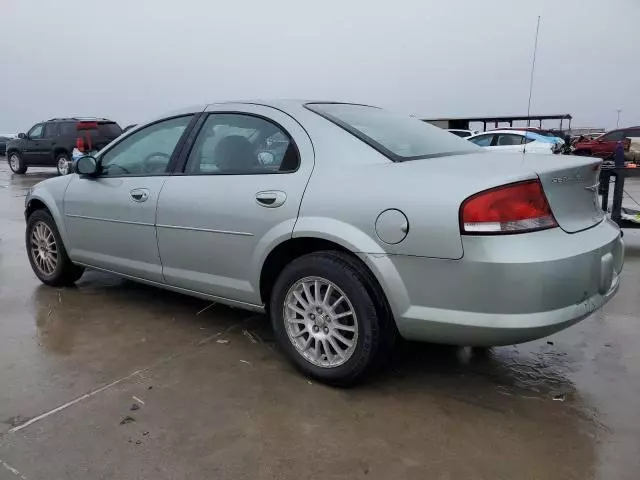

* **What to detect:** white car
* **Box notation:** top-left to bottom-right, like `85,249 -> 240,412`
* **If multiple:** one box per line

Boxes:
447,129 -> 478,138
467,129 -> 560,154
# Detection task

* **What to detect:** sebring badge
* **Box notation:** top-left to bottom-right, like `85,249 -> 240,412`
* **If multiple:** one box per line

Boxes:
552,174 -> 583,184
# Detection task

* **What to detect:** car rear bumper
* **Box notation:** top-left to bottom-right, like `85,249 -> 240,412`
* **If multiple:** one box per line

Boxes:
361,219 -> 624,346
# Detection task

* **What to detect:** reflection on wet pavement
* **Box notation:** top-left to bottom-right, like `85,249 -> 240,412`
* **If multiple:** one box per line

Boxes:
1,163 -> 639,479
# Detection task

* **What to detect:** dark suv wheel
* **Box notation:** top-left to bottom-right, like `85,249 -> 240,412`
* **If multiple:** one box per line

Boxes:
8,152 -> 27,174
26,209 -> 84,286
270,251 -> 394,386
56,153 -> 72,175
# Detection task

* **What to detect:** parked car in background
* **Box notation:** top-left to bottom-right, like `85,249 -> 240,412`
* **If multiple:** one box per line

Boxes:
573,127 -> 640,159
0,134 -> 16,156
490,127 -> 564,141
6,118 -> 122,175
24,100 -> 622,385
447,129 -> 478,138
467,129 -> 561,154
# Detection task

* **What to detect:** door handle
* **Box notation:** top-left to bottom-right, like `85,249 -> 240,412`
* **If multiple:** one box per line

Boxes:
255,190 -> 286,208
130,188 -> 150,202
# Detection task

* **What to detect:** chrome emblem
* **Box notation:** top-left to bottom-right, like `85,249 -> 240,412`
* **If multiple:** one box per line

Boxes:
552,174 -> 583,184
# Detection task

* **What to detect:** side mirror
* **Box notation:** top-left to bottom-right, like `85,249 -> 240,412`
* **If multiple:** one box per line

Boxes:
76,155 -> 99,176
17,133 -> 26,139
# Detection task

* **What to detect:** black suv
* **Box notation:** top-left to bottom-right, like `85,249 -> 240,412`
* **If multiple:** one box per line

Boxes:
6,118 -> 122,175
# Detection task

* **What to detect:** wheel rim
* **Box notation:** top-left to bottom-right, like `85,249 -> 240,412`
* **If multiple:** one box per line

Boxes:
57,157 -> 69,175
30,221 -> 58,276
9,154 -> 19,171
283,276 -> 359,368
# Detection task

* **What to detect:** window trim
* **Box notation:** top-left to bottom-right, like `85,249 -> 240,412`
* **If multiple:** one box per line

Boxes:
304,102 -> 479,162
174,112 -> 301,176
94,114 -> 198,178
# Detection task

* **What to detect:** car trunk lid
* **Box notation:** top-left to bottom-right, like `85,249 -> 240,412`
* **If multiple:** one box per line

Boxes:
522,155 -> 604,233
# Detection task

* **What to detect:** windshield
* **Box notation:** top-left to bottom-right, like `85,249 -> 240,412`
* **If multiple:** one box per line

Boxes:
306,103 -> 479,161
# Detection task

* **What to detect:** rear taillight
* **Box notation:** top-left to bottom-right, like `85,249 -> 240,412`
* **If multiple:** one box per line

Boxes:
460,179 -> 557,234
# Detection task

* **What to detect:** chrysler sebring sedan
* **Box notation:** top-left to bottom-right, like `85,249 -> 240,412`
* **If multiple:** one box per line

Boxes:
24,100 -> 623,385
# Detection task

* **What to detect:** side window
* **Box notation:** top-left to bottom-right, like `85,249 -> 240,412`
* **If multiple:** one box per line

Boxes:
469,134 -> 494,147
59,123 -> 76,136
601,130 -> 625,142
496,134 -> 524,146
43,123 -> 59,138
99,115 -> 192,177
185,114 -> 299,174
28,124 -> 44,139
625,129 -> 640,138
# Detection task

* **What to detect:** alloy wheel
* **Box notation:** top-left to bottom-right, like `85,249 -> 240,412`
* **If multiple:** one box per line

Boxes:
57,157 -> 70,175
9,154 -> 19,171
30,221 -> 58,276
283,276 -> 359,368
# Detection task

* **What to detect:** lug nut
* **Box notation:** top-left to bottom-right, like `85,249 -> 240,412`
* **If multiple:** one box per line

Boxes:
313,325 -> 320,333
310,314 -> 315,320
323,327 -> 329,334
317,308 -> 322,313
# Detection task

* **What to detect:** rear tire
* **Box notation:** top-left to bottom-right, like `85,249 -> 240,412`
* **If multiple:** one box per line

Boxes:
56,153 -> 72,175
26,209 -> 84,286
270,251 -> 393,386
8,152 -> 27,174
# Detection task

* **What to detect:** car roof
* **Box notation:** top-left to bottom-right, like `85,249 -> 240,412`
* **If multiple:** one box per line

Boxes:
470,129 -> 532,136
45,117 -> 116,123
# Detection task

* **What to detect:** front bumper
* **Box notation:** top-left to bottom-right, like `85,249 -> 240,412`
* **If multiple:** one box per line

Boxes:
361,219 -> 624,346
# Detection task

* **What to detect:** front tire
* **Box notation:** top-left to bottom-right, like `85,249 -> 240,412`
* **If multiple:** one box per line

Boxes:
56,153 -> 72,175
8,152 -> 27,174
26,209 -> 84,286
270,251 -> 390,386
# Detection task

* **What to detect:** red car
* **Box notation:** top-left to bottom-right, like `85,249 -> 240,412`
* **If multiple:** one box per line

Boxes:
573,127 -> 640,159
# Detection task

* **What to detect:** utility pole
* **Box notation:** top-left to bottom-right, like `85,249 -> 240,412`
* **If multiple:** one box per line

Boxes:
616,109 -> 622,128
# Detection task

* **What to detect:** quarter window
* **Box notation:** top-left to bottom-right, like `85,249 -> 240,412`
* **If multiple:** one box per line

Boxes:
28,124 -> 44,139
99,115 -> 192,176
185,114 -> 299,174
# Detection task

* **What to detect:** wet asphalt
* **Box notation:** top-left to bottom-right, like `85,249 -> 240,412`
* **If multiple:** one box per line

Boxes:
1,161 -> 639,480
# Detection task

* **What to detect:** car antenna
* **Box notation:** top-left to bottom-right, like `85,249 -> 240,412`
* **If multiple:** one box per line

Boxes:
523,15 -> 541,155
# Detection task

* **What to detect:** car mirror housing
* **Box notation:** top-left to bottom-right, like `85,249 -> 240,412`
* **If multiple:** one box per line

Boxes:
76,155 -> 99,176
17,133 -> 26,139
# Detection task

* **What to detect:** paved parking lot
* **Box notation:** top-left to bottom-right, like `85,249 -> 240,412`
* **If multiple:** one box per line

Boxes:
1,161 -> 640,479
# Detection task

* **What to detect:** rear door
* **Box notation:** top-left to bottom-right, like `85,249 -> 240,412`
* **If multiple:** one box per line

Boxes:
64,115 -> 195,281
39,122 -> 59,163
156,104 -> 314,305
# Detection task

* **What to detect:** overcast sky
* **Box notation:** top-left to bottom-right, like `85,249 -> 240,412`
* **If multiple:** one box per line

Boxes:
2,0 -> 638,132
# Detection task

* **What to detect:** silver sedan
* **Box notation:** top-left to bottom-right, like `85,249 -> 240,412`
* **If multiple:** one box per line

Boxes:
24,101 -> 623,385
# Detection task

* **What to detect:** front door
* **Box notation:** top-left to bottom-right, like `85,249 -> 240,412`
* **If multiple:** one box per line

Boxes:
63,115 -> 194,282
156,105 -> 314,305
22,123 -> 44,163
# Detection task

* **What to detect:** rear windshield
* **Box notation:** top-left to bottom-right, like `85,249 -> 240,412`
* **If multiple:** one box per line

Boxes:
306,103 -> 478,161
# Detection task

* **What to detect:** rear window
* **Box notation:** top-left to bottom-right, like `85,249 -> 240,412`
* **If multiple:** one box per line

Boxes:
306,103 -> 478,161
